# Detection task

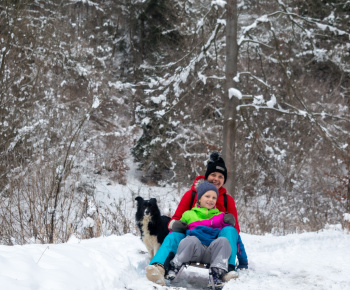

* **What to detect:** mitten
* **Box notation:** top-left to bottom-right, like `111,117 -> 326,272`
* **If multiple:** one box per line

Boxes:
223,213 -> 235,226
169,220 -> 187,233
237,259 -> 248,270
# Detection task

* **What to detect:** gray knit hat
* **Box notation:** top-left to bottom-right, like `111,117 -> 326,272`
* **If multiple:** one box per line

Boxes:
196,180 -> 219,201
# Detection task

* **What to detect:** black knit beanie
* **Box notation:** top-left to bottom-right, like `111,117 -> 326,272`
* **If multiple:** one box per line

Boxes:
204,151 -> 227,183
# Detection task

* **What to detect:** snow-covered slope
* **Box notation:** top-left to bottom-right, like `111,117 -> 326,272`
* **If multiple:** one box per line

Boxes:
0,226 -> 349,290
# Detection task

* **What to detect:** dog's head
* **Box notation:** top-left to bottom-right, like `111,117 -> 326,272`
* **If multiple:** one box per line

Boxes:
135,196 -> 160,221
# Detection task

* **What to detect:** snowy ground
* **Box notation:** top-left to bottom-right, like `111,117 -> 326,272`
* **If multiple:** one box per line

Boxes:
0,225 -> 349,290
1,164 -> 350,290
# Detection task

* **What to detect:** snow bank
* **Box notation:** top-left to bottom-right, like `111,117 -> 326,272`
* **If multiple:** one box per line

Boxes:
0,227 -> 349,290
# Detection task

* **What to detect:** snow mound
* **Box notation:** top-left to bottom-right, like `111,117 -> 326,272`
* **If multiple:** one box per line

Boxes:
1,228 -> 350,289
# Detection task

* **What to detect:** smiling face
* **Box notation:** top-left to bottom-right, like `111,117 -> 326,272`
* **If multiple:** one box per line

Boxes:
198,190 -> 218,209
206,172 -> 225,190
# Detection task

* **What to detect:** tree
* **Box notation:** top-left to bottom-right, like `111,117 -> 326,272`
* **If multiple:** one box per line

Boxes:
1,0 -> 348,240
0,0 -> 135,244
223,0 -> 239,195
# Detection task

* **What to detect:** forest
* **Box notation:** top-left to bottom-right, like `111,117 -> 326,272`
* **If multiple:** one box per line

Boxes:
0,0 -> 349,245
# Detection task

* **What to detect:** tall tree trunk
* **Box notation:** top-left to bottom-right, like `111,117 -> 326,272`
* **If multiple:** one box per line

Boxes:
347,129 -> 350,213
346,163 -> 350,231
223,0 -> 238,196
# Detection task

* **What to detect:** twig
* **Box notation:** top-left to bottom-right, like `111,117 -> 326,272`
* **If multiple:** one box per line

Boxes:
37,246 -> 49,264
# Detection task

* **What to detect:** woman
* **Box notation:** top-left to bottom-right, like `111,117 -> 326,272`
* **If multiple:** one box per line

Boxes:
145,151 -> 248,286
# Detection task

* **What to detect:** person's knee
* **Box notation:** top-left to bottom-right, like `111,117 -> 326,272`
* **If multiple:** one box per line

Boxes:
216,236 -> 230,246
170,232 -> 186,240
221,226 -> 238,234
187,236 -> 201,242
213,237 -> 231,251
165,232 -> 185,246
220,226 -> 238,238
180,236 -> 201,247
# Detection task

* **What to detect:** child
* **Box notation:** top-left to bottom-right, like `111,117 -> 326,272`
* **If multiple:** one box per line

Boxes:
169,180 -> 238,288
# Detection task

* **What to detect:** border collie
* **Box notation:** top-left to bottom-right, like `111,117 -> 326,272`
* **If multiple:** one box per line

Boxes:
135,196 -> 170,259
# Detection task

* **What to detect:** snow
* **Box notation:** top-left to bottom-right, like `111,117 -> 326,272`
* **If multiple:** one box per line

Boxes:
198,72 -> 207,84
228,88 -> 242,100
344,213 -> 350,222
217,19 -> 226,25
266,95 -> 276,108
0,227 -> 349,290
141,117 -> 151,125
151,95 -> 166,104
212,0 -> 227,8
92,96 -> 100,109
316,23 -> 347,36
155,110 -> 166,117
1,163 -> 349,289
242,15 -> 269,35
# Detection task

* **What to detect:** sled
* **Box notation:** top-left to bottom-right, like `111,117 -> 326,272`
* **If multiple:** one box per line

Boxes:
171,262 -> 219,290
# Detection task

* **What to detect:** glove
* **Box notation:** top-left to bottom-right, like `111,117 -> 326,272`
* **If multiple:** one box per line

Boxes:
169,220 -> 187,233
237,259 -> 248,270
223,213 -> 235,226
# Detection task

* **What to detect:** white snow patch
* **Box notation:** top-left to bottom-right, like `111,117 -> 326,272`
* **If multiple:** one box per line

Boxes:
141,117 -> 151,125
266,95 -> 276,108
151,95 -> 166,104
228,88 -> 242,100
344,213 -> 350,222
0,229 -> 349,289
211,0 -> 227,8
92,96 -> 100,109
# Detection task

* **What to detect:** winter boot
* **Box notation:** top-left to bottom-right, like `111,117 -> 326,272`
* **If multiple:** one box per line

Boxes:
167,260 -> 182,281
223,264 -> 239,281
145,263 -> 165,286
208,267 -> 226,289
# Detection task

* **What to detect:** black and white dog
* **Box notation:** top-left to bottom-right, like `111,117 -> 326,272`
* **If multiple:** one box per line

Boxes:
135,196 -> 170,259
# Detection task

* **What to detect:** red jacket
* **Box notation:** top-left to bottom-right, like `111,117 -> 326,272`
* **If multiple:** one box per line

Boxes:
169,176 -> 240,234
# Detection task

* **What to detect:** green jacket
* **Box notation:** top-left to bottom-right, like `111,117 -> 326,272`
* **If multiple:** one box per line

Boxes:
180,205 -> 222,225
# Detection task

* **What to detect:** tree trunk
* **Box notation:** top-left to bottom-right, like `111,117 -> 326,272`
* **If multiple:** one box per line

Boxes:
347,133 -> 350,213
223,0 -> 239,197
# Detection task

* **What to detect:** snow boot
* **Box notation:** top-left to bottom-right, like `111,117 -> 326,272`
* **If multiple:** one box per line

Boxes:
223,270 -> 239,281
167,260 -> 182,281
223,264 -> 239,281
208,267 -> 226,290
145,263 -> 165,286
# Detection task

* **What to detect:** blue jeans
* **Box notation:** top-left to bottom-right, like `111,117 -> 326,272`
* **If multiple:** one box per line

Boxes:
150,227 -> 241,267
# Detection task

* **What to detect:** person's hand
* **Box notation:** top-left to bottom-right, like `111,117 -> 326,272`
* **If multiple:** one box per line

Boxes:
223,213 -> 235,226
169,220 -> 187,233
237,260 -> 248,270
